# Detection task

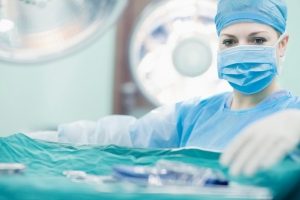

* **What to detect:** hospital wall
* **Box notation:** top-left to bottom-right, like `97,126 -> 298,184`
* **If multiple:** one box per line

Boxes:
281,0 -> 300,92
0,0 -> 300,136
0,28 -> 116,136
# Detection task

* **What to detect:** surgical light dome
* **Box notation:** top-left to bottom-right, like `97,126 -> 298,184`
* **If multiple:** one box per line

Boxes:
0,0 -> 128,63
129,0 -> 231,106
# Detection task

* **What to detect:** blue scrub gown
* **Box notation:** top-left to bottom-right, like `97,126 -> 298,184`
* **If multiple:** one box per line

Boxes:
130,90 -> 300,152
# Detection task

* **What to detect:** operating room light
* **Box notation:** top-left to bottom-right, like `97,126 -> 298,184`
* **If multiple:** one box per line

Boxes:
0,0 -> 128,63
129,0 -> 231,106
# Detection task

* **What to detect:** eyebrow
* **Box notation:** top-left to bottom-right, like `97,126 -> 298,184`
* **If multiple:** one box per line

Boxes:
220,33 -> 236,38
248,31 -> 270,36
220,31 -> 270,38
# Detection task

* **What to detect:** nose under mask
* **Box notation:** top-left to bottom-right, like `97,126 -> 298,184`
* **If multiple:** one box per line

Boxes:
217,34 -> 286,95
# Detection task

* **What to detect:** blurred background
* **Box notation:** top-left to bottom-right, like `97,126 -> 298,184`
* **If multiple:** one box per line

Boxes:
0,0 -> 299,136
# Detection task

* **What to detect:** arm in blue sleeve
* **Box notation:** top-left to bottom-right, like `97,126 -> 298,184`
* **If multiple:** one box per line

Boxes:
57,107 -> 180,148
129,104 -> 180,148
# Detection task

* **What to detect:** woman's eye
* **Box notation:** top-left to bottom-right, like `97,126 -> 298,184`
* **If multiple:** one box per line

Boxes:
222,39 -> 237,47
252,37 -> 267,45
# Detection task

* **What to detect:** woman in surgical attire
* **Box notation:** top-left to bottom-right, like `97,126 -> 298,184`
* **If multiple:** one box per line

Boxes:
58,0 -> 300,154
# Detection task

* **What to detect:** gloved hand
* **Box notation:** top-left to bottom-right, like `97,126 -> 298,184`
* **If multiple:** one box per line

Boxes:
220,109 -> 300,177
57,115 -> 137,146
58,120 -> 97,145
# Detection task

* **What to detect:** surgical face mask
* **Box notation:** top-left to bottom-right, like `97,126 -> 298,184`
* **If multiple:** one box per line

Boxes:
217,34 -> 286,95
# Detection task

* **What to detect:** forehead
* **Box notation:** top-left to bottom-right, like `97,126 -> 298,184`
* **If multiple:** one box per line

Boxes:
220,22 -> 278,37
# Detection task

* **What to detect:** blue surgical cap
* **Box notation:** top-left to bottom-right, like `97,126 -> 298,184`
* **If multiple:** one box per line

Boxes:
215,0 -> 288,36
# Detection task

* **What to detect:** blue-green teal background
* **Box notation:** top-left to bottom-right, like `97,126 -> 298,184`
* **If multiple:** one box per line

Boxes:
0,0 -> 299,135
0,28 -> 116,135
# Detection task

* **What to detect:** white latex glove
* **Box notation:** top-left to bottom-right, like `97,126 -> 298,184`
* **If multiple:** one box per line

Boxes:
58,120 -> 97,145
57,115 -> 137,146
220,109 -> 300,177
25,131 -> 58,142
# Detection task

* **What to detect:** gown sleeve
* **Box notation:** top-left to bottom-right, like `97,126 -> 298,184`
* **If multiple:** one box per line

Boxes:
56,105 -> 179,148
129,103 -> 181,148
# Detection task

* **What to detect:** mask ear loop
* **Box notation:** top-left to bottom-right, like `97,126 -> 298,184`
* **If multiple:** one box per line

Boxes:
274,32 -> 287,47
275,32 -> 288,74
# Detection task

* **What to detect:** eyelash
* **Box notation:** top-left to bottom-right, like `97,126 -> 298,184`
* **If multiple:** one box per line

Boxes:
222,37 -> 268,47
251,37 -> 267,44
222,39 -> 237,47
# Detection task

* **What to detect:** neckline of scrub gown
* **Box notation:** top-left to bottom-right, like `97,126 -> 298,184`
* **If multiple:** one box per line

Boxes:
182,90 -> 293,151
223,90 -> 292,113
